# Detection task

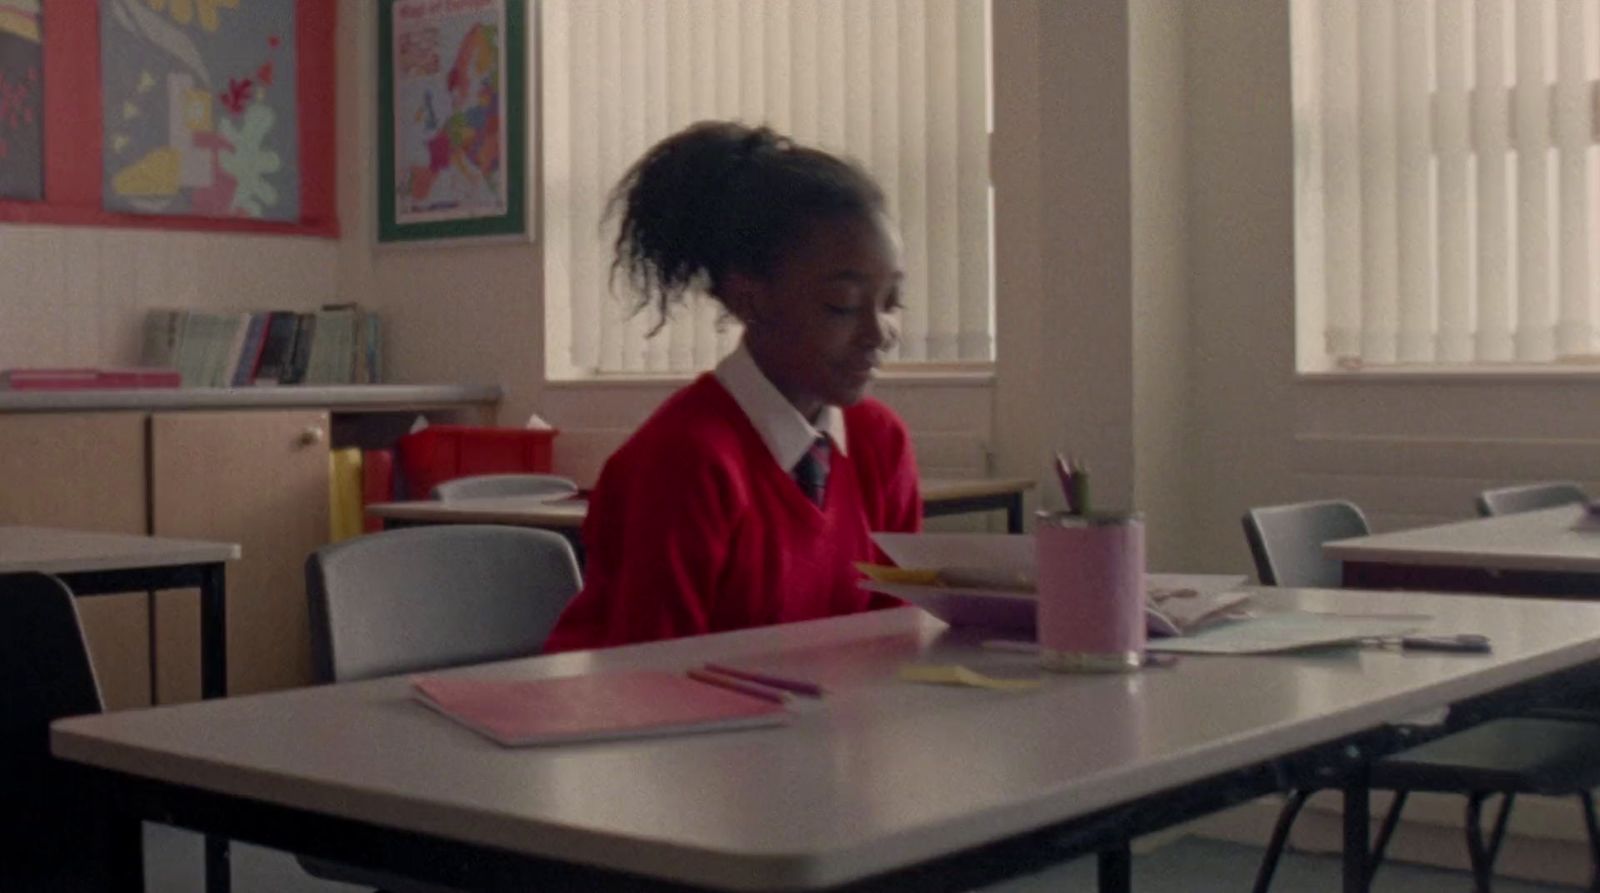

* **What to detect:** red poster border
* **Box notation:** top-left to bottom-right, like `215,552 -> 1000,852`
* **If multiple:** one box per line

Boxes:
0,0 -> 338,238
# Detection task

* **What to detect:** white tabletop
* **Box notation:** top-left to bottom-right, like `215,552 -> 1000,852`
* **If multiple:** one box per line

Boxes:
0,526 -> 241,575
1325,506 -> 1600,574
365,477 -> 1035,529
53,589 -> 1600,890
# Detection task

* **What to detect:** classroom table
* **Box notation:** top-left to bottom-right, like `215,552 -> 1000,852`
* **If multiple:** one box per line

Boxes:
53,588 -> 1600,893
918,476 -> 1036,532
1325,505 -> 1600,597
367,475 -> 1038,534
4,526 -> 241,893
0,525 -> 239,699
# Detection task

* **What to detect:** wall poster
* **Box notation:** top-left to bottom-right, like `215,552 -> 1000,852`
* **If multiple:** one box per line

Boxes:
378,0 -> 526,243
0,0 -> 42,200
100,0 -> 300,221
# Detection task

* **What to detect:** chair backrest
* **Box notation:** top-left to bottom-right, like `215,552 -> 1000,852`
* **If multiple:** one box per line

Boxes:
1241,500 -> 1370,587
430,473 -> 579,502
1475,481 -> 1587,517
0,573 -> 104,889
306,525 -> 582,683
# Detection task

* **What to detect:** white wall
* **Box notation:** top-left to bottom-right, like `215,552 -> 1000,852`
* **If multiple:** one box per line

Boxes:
1184,0 -> 1600,868
333,0 -> 546,427
1184,0 -> 1600,568
0,2 -> 997,493
993,0 -> 1137,516
0,6 -> 360,371
29,0 -> 1590,571
0,221 -> 337,369
1131,0 -> 1193,571
350,1 -> 996,487
990,0 -> 1192,567
1183,0 -> 1299,574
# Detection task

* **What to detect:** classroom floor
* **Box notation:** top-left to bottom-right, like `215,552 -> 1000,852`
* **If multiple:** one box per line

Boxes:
144,825 -> 1583,892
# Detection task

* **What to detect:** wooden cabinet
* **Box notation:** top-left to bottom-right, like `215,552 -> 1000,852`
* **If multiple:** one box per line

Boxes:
0,410 -> 330,706
0,414 -> 153,710
151,411 -> 330,699
0,385 -> 499,706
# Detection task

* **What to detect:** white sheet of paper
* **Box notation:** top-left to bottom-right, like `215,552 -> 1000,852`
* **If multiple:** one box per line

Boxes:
1146,574 -> 1253,634
1146,613 -> 1425,655
873,533 -> 1034,575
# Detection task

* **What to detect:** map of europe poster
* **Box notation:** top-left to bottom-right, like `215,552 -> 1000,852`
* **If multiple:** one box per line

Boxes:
0,0 -> 42,200
100,0 -> 300,221
390,0 -> 507,225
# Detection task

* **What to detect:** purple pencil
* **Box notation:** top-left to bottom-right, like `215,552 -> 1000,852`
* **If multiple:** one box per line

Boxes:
703,663 -> 825,697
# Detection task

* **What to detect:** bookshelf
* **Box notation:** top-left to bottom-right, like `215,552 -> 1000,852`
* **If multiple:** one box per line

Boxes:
0,384 -> 501,415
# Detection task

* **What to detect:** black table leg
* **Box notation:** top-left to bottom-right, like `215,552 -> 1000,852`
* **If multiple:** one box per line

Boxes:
205,834 -> 231,893
1006,493 -> 1024,533
87,766 -> 146,893
1343,780 -> 1370,893
197,562 -> 232,893
198,563 -> 227,700
1098,843 -> 1132,893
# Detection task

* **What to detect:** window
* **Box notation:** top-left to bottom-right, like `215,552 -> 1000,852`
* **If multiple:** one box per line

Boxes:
542,0 -> 993,378
1291,0 -> 1600,370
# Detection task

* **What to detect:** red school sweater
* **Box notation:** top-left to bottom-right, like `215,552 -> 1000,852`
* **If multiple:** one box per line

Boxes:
543,374 -> 922,652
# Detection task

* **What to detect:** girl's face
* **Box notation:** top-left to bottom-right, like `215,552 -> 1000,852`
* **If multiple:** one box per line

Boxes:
734,213 -> 903,422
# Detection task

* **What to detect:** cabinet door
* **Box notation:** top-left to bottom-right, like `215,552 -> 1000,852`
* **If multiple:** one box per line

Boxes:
0,413 -> 152,710
151,410 -> 329,699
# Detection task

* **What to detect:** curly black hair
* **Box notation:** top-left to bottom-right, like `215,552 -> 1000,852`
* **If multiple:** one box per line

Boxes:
606,121 -> 885,333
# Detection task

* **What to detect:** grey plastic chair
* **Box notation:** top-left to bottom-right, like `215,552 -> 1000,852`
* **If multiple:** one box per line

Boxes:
306,524 -> 582,683
1475,481 -> 1587,518
1241,499 -> 1368,587
301,526 -> 581,889
1241,502 -> 1600,893
430,473 -> 578,502
1,573 -> 115,892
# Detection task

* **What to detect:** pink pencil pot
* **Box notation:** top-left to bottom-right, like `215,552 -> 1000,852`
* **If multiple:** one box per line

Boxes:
1035,512 -> 1146,672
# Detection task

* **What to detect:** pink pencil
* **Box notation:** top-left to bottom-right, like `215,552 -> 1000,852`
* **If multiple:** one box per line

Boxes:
685,668 -> 790,705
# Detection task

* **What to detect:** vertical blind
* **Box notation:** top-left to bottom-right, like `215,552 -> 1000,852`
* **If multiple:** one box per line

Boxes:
1292,0 -> 1600,367
543,0 -> 993,377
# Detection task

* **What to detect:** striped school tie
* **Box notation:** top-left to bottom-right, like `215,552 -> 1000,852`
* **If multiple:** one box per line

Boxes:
793,436 -> 831,506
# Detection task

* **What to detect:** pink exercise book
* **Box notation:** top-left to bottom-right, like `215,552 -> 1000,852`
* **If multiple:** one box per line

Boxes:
411,671 -> 791,747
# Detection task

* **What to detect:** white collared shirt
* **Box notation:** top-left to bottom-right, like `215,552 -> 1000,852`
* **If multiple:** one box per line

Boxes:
714,341 -> 848,474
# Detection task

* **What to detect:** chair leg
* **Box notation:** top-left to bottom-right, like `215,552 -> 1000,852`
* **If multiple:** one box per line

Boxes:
1365,790 -> 1409,889
1484,793 -> 1515,872
1577,790 -> 1600,892
1464,792 -> 1516,893
1465,793 -> 1493,893
1252,789 -> 1313,893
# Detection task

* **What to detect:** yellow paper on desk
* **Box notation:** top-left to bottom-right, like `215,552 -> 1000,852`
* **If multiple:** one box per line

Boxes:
857,562 -> 1034,591
898,664 -> 1040,691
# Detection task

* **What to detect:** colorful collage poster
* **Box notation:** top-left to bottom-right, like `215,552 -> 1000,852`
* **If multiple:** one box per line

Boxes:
390,0 -> 508,226
0,0 -> 43,200
99,0 -> 300,221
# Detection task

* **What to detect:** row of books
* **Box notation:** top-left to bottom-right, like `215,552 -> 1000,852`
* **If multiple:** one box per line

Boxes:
141,305 -> 383,388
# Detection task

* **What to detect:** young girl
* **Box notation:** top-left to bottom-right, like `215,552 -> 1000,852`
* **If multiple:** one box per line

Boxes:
543,121 -> 922,652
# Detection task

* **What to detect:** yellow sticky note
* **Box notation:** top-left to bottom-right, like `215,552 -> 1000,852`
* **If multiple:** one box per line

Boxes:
897,664 -> 1040,692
